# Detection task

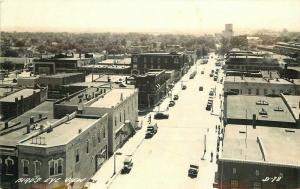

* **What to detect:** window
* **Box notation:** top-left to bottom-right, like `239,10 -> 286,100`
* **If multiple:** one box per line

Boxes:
264,89 -> 268,95
124,110 -> 126,122
248,88 -> 252,95
120,112 -> 122,122
231,180 -> 239,189
255,170 -> 260,176
75,149 -> 80,163
0,159 -> 2,175
49,160 -> 55,176
272,89 -> 275,94
103,128 -> 106,138
22,159 -> 29,175
115,116 -> 117,127
57,159 -> 63,175
92,135 -> 96,147
86,140 -> 89,154
97,132 -> 101,143
256,89 -> 259,95
253,182 -> 261,189
5,157 -> 14,175
34,161 -> 41,176
233,168 -> 237,174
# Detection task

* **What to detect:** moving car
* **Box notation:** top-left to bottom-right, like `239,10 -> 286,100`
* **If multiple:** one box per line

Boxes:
154,112 -> 169,119
199,86 -> 203,91
188,164 -> 199,178
173,94 -> 179,100
201,70 -> 204,74
182,85 -> 187,90
209,90 -> 214,96
209,73 -> 213,77
145,123 -> 158,138
169,100 -> 175,107
121,157 -> 133,174
214,76 -> 218,81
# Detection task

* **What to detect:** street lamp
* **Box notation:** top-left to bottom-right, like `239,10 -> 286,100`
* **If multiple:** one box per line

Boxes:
113,151 -> 122,175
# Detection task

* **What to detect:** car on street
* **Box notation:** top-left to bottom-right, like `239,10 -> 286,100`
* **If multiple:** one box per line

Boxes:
145,123 -> 158,138
201,70 -> 204,74
209,90 -> 214,96
154,112 -> 169,119
206,103 -> 212,111
209,73 -> 213,77
169,100 -> 175,107
188,164 -> 199,178
182,85 -> 187,90
121,157 -> 133,174
173,94 -> 179,100
214,76 -> 218,81
199,86 -> 203,91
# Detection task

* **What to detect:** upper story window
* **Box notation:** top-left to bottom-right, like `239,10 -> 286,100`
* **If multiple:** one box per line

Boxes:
5,157 -> 14,175
21,159 -> 29,176
255,170 -> 260,176
49,160 -> 55,176
34,161 -> 41,177
75,149 -> 80,163
233,168 -> 237,174
132,57 -> 137,63
49,158 -> 63,177
97,131 -> 101,143
86,140 -> 90,154
0,159 -> 2,175
248,88 -> 252,95
57,159 -> 63,175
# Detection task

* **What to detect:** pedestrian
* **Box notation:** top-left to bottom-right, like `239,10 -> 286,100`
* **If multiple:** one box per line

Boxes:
210,152 -> 213,162
148,115 -> 151,123
215,125 -> 217,132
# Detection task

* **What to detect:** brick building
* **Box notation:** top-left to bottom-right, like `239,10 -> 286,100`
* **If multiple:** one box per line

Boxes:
0,88 -> 48,121
216,125 -> 300,189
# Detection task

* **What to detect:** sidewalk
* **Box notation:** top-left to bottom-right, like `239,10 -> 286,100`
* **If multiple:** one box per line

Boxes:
86,116 -> 150,189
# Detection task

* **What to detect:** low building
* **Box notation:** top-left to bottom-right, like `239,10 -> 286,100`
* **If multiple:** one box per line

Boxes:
216,125 -> 300,189
224,95 -> 296,128
0,88 -> 48,121
131,52 -> 189,80
134,70 -> 167,108
84,88 -> 138,156
39,73 -> 85,99
17,113 -> 108,189
224,76 -> 300,96
17,76 -> 40,88
225,51 -> 281,72
0,101 -> 55,189
0,57 -> 35,71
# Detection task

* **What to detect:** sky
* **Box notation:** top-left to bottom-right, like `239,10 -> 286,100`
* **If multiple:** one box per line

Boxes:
1,0 -> 300,34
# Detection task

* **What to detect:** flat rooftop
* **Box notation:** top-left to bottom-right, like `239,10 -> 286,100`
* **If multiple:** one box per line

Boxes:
89,88 -> 135,108
282,95 -> 300,120
39,73 -> 83,79
226,95 -> 295,123
0,101 -> 55,147
224,76 -> 292,85
21,117 -> 99,147
222,125 -> 300,167
0,88 -> 41,102
0,87 -> 18,98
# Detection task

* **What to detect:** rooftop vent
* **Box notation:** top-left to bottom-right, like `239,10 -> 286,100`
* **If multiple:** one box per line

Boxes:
256,100 -> 269,105
78,128 -> 82,134
259,108 -> 268,115
274,107 -> 284,112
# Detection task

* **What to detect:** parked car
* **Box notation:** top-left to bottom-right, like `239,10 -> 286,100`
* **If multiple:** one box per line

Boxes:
169,100 -> 175,107
214,76 -> 218,81
173,94 -> 179,100
209,73 -> 213,77
121,157 -> 133,174
206,103 -> 212,111
145,123 -> 158,138
199,86 -> 203,91
154,112 -> 169,119
209,90 -> 214,96
188,164 -> 199,178
201,71 -> 204,74
182,85 -> 187,90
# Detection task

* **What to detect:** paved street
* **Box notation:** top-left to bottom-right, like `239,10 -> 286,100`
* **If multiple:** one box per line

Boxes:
88,53 -> 224,189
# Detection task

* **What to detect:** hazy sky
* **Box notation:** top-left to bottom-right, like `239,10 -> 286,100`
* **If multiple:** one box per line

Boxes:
1,0 -> 300,34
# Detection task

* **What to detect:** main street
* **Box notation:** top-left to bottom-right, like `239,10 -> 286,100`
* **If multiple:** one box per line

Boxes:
88,52 -> 224,189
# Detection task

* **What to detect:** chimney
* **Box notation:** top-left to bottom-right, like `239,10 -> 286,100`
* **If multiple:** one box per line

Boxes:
20,95 -> 24,101
252,114 -> 256,129
4,122 -> 9,129
30,116 -> 34,124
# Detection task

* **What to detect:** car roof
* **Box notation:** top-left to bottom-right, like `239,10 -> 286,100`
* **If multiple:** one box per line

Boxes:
124,157 -> 132,162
